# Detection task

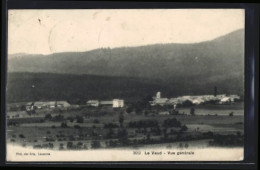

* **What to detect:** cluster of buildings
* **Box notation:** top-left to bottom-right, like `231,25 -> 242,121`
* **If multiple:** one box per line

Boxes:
26,101 -> 71,111
12,99 -> 124,112
9,89 -> 239,114
86,99 -> 124,108
150,92 -> 240,106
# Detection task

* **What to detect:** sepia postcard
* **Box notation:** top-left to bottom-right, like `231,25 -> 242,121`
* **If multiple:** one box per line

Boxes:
6,9 -> 245,162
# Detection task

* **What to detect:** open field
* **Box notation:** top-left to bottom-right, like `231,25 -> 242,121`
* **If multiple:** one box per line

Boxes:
177,102 -> 244,116
7,103 -> 244,150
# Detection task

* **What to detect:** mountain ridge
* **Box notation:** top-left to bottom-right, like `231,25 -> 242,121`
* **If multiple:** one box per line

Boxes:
7,29 -> 244,102
8,28 -> 244,57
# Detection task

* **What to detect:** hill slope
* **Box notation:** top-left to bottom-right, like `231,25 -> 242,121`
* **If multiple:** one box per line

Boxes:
8,29 -> 244,80
7,29 -> 244,102
7,72 -> 243,103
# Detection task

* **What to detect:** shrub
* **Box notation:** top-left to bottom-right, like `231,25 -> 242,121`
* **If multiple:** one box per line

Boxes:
83,144 -> 88,149
104,123 -> 119,128
180,125 -> 188,132
74,125 -> 81,129
126,106 -> 134,113
61,122 -> 68,128
67,141 -> 73,149
59,143 -> 64,150
69,135 -> 75,141
203,131 -> 214,138
46,137 -> 55,142
190,108 -> 195,115
48,142 -> 54,149
163,118 -> 182,128
128,120 -> 159,128
33,144 -> 42,149
52,114 -> 64,121
76,142 -> 83,149
93,119 -> 100,124
44,114 -> 52,120
91,140 -> 101,149
19,134 -> 25,138
76,116 -> 84,123
67,116 -> 75,122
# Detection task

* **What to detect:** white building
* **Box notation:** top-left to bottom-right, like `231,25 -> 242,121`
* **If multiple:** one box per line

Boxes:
56,101 -> 71,108
112,99 -> 124,108
25,102 -> 34,111
86,100 -> 100,107
229,95 -> 240,102
153,98 -> 169,106
48,101 -> 56,108
219,97 -> 231,104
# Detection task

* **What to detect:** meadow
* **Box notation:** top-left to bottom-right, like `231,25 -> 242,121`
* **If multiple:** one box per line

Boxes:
7,102 -> 244,150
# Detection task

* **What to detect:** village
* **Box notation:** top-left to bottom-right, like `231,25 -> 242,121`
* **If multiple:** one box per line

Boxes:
7,91 -> 240,118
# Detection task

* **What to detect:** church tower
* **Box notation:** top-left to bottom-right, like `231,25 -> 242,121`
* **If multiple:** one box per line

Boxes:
156,92 -> 161,99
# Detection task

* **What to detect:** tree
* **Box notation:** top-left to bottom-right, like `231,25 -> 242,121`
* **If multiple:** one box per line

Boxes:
52,114 -> 64,122
126,106 -> 134,113
180,125 -> 188,132
19,134 -> 25,138
236,131 -> 241,137
74,125 -> 81,129
135,106 -> 142,115
61,121 -> 68,128
229,112 -> 234,117
118,128 -> 128,146
119,112 -> 124,127
163,118 -> 181,128
44,114 -> 52,120
48,142 -> 54,149
59,143 -> 64,150
67,141 -> 73,149
91,140 -> 101,149
93,119 -> 100,124
76,142 -> 83,149
76,115 -> 84,123
182,100 -> 194,107
163,128 -> 168,140
106,128 -> 114,138
67,116 -> 75,122
83,144 -> 88,149
146,133 -> 151,141
141,95 -> 153,109
214,86 -> 217,97
190,107 -> 195,116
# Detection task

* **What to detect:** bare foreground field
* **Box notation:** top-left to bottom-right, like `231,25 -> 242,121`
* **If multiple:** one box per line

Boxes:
7,103 -> 244,151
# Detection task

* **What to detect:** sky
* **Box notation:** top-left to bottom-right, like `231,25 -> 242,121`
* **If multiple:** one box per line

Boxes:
8,9 -> 245,55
